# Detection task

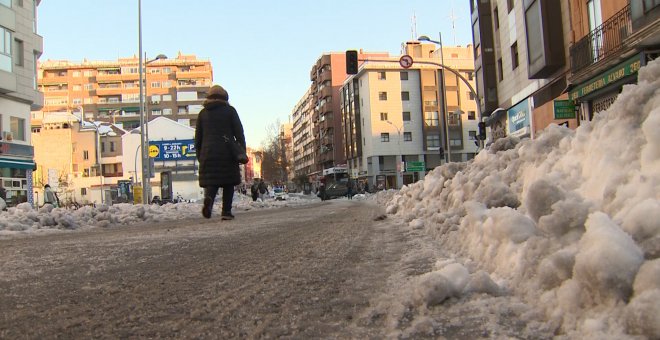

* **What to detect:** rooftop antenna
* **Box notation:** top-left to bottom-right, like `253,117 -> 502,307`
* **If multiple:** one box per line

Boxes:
411,11 -> 417,41
448,2 -> 458,45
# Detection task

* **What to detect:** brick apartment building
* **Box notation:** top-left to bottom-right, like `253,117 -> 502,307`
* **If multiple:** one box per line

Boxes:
33,53 -> 213,130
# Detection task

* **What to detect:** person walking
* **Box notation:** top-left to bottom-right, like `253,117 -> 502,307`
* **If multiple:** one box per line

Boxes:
43,184 -> 59,208
195,85 -> 246,220
257,179 -> 268,202
250,181 -> 259,202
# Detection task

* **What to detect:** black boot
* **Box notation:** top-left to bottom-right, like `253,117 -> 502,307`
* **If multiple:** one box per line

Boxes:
202,197 -> 213,218
221,211 -> 235,220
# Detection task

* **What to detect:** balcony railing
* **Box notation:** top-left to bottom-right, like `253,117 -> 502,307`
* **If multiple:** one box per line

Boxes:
570,4 -> 632,73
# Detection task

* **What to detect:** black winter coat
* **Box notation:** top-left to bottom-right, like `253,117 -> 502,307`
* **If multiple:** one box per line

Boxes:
195,100 -> 246,187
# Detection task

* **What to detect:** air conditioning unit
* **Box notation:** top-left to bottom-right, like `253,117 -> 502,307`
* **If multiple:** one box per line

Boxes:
150,100 -> 160,104
2,131 -> 13,141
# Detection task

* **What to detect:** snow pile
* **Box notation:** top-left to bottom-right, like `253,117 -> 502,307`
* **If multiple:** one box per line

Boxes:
0,192 -> 320,236
384,59 -> 660,338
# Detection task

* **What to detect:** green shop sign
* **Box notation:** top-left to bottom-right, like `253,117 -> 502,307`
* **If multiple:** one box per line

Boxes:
570,55 -> 641,100
405,161 -> 425,172
554,100 -> 575,119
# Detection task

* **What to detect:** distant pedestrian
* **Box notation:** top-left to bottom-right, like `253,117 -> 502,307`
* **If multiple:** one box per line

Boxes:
258,179 -> 268,201
43,184 -> 59,208
195,85 -> 246,220
250,181 -> 259,202
347,180 -> 354,199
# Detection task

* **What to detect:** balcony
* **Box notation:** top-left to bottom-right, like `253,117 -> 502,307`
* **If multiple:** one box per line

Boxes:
570,5 -> 632,74
317,86 -> 332,100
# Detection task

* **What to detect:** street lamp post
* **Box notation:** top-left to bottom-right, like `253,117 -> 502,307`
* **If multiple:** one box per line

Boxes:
138,0 -> 166,204
90,122 -> 104,205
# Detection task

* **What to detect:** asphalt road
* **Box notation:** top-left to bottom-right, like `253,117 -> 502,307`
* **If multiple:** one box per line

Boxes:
0,200 -> 415,339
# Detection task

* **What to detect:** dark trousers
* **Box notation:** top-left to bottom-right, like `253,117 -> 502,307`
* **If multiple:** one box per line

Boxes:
204,185 -> 234,213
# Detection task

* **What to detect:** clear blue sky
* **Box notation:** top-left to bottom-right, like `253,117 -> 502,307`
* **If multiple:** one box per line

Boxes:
38,0 -> 473,147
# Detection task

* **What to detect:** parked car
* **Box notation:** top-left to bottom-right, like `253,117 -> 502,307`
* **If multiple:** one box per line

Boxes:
318,183 -> 348,200
273,187 -> 288,201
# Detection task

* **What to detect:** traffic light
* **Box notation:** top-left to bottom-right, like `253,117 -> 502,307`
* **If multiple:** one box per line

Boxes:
478,122 -> 487,140
346,50 -> 358,74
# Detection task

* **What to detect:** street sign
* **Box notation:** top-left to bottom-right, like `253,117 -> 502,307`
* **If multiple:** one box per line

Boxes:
399,55 -> 413,69
554,100 -> 576,119
405,161 -> 425,172
149,139 -> 196,161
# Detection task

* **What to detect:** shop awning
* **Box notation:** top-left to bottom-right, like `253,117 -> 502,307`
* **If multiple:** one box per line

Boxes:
0,158 -> 35,170
122,107 -> 140,112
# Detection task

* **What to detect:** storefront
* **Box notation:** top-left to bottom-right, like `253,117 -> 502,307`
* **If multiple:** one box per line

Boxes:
570,54 -> 643,121
508,98 -> 532,139
0,143 -> 36,207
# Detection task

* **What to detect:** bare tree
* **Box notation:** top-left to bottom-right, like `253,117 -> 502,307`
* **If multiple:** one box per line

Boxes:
260,120 -> 288,184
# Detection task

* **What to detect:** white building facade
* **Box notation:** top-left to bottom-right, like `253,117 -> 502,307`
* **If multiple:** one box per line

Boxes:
340,43 -> 479,190
0,0 -> 42,207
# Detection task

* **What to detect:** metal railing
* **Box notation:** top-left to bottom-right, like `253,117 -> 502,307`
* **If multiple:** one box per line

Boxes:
570,4 -> 632,73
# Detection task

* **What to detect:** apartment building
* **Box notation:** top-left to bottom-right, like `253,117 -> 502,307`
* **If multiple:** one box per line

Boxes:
471,0 -> 573,143
32,113 -> 126,205
568,0 -> 659,120
0,0 -> 42,207
33,53 -> 213,130
308,51 -> 388,182
291,89 -> 315,180
340,42 -> 479,190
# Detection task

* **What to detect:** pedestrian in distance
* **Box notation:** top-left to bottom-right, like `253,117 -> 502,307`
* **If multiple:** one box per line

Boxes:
195,85 -> 246,220
258,179 -> 268,202
250,181 -> 259,202
43,184 -> 59,208
347,180 -> 353,200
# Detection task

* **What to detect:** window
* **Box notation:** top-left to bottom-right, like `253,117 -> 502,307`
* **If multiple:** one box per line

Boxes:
468,92 -> 475,100
468,71 -> 474,80
511,42 -> 519,70
400,71 -> 409,80
101,142 -> 105,153
10,117 -> 25,141
497,58 -> 504,81
152,109 -> 162,116
163,108 -> 173,115
0,0 -> 10,8
643,0 -> 660,12
151,81 -> 161,88
402,111 -> 411,121
507,0 -> 514,12
13,39 -> 23,66
404,132 -> 412,141
494,7 -> 500,29
426,135 -> 441,147
32,51 -> 37,89
401,91 -> 410,101
381,133 -> 390,142
450,139 -> 462,147
380,112 -> 388,121
0,26 -> 12,72
84,83 -> 93,90
81,188 -> 87,196
469,131 -> 477,140
162,67 -> 171,74
83,70 -> 94,76
72,98 -> 82,105
424,111 -> 439,126
468,111 -> 476,120
110,142 -> 116,152
379,92 -> 387,100
162,94 -> 172,101
72,70 -> 80,77
378,71 -> 386,80
83,150 -> 89,160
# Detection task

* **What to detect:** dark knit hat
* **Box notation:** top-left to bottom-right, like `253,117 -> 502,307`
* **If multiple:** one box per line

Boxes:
207,85 -> 228,100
